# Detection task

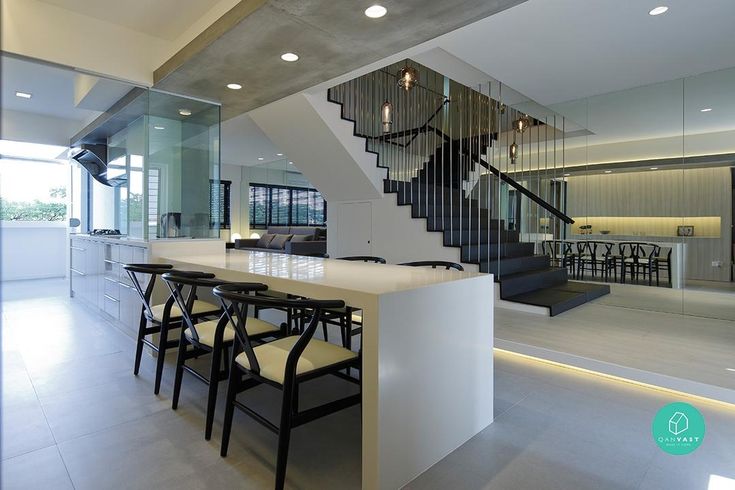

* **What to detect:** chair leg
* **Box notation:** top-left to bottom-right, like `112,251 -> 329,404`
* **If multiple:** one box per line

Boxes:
220,364 -> 240,457
275,382 -> 296,490
321,319 -> 329,342
171,330 -> 187,410
133,314 -> 147,376
205,343 -> 222,440
154,321 -> 169,395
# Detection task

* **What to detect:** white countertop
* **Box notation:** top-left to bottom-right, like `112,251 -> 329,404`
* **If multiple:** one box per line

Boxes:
163,250 -> 486,296
72,234 -> 223,246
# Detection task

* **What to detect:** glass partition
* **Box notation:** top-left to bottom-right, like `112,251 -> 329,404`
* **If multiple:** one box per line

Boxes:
147,90 -> 221,239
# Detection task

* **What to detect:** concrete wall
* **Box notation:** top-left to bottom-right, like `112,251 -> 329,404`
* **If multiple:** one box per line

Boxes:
1,222 -> 67,281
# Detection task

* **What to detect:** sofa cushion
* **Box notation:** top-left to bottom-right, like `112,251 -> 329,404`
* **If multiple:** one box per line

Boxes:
314,227 -> 327,240
290,234 -> 313,242
268,226 -> 290,235
268,234 -> 293,250
289,226 -> 317,238
256,233 -> 276,248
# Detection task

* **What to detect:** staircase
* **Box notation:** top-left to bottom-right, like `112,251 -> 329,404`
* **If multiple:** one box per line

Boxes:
327,61 -> 609,316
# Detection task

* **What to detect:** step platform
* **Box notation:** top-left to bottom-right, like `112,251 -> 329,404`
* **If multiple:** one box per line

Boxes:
504,281 -> 610,316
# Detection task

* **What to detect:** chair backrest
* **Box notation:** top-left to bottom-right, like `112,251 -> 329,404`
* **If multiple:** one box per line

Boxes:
123,263 -> 174,321
576,240 -> 596,255
399,260 -> 464,271
213,284 -> 344,383
338,255 -> 387,264
657,246 -> 672,259
162,272 -> 265,344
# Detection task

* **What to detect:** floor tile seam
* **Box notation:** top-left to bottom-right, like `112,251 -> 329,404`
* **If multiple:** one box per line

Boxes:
54,444 -> 78,490
52,406 -> 168,448
0,442 -> 58,462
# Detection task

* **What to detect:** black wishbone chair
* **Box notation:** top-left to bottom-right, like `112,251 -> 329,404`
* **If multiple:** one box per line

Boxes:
123,263 -> 221,394
162,273 -> 279,440
213,284 -> 361,490
399,260 -> 465,271
318,255 -> 385,346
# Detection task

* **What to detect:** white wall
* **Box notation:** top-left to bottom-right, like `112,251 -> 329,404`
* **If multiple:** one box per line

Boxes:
327,194 -> 479,271
1,222 -> 67,281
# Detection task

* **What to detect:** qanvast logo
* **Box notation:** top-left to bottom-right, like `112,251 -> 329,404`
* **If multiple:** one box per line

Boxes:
652,402 -> 705,455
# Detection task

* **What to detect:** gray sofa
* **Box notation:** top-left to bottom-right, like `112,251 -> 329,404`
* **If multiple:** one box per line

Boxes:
234,226 -> 327,256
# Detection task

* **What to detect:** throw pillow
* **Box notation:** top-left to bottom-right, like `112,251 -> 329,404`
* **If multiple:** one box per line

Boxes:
268,234 -> 293,250
290,234 -> 313,242
256,233 -> 275,248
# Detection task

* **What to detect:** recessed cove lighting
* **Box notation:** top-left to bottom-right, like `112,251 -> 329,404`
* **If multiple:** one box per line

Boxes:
604,170 -> 613,174
227,83 -> 242,90
650,167 -> 659,170
15,91 -> 32,99
364,5 -> 387,18
726,368 -> 735,372
281,52 -> 299,62
154,125 -> 165,130
648,6 -> 668,15
700,107 -> 713,112
179,108 -> 192,116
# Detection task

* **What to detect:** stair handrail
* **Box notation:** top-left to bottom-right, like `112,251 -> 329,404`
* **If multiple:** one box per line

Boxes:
461,145 -> 574,225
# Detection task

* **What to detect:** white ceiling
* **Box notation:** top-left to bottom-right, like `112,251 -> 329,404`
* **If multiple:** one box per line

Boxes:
220,113 -> 287,167
436,0 -> 735,106
1,55 -> 133,122
36,0 -> 225,41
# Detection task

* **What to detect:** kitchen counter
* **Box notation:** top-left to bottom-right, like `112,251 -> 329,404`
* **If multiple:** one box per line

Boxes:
165,250 -> 495,489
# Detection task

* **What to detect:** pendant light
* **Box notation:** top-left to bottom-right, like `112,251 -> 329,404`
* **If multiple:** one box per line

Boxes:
512,114 -> 530,133
381,100 -> 393,133
509,142 -> 518,164
397,65 -> 418,91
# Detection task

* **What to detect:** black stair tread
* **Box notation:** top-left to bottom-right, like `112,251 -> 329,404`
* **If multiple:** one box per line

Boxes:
498,267 -> 568,298
498,267 -> 567,282
504,288 -> 589,316
481,254 -> 550,275
555,281 -> 611,301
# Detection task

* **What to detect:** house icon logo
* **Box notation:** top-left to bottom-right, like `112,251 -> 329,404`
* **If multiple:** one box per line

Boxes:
652,402 -> 705,455
668,411 -> 689,435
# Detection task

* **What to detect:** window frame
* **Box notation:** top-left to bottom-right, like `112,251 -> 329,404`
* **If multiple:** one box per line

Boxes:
248,182 -> 326,229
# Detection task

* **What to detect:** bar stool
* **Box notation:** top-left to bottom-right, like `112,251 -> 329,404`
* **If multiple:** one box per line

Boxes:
162,272 -> 280,439
213,284 -> 361,490
123,263 -> 220,394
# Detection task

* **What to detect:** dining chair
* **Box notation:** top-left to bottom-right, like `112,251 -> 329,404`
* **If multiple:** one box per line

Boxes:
162,272 -> 280,440
123,263 -> 220,394
399,260 -> 464,271
213,284 -> 361,490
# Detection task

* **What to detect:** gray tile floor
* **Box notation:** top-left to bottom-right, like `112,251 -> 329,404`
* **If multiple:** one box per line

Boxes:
3,279 -> 735,489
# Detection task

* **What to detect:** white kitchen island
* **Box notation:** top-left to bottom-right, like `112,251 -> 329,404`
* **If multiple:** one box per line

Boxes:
164,250 -> 494,489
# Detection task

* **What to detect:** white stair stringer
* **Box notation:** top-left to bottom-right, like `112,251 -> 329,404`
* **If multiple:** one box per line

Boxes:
249,91 -> 385,202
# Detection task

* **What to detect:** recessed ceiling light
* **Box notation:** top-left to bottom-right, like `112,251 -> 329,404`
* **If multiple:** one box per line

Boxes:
153,125 -> 165,130
700,107 -> 713,112
227,83 -> 242,90
281,52 -> 299,62
288,161 -> 294,165
563,173 -> 570,176
604,170 -> 612,174
15,91 -> 32,99
648,6 -> 668,16
276,153 -> 284,156
650,167 -> 659,170
257,157 -> 264,161
179,108 -> 192,116
727,368 -> 735,372
364,5 -> 387,18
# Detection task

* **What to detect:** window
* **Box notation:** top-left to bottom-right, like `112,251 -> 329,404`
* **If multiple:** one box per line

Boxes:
210,179 -> 231,229
0,141 -> 69,222
248,183 -> 326,228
